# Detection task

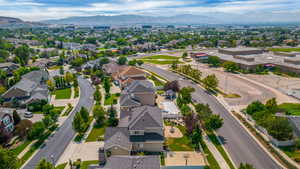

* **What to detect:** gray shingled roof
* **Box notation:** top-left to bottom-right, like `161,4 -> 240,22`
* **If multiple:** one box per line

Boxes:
13,78 -> 37,93
22,70 -> 49,83
119,94 -> 141,107
104,127 -> 132,151
128,106 -> 163,130
103,155 -> 160,169
124,80 -> 155,93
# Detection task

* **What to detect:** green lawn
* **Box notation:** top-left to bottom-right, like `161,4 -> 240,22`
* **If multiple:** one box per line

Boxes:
104,94 -> 118,105
269,48 -> 300,53
56,163 -> 67,169
80,160 -> 99,169
55,88 -> 72,99
140,59 -> 182,65
86,124 -> 106,142
142,55 -> 179,60
148,75 -> 165,87
278,103 -> 300,116
166,125 -> 194,151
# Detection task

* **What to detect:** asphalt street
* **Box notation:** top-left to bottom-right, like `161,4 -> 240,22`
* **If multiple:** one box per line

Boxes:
142,64 -> 283,169
23,76 -> 95,169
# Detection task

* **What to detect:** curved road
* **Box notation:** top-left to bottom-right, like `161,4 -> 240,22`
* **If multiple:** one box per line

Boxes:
142,64 -> 283,169
23,76 -> 95,169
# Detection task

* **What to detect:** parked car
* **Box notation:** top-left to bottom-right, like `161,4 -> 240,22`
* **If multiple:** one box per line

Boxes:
24,112 -> 33,118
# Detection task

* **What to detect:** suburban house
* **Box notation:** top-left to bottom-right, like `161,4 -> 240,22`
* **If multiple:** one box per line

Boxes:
0,62 -> 19,75
120,80 -> 156,114
1,70 -> 49,105
111,66 -> 147,88
89,155 -> 161,169
0,109 -> 14,138
103,62 -> 124,75
104,105 -> 164,156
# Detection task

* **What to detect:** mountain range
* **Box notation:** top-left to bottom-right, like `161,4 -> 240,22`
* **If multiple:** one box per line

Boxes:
1,13 -> 300,27
42,13 -> 300,26
0,16 -> 46,28
43,14 -> 218,26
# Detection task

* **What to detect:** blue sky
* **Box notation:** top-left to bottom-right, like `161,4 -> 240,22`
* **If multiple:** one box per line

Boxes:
0,0 -> 300,21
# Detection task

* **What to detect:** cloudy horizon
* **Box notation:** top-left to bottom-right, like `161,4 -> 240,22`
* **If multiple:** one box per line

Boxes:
0,0 -> 300,22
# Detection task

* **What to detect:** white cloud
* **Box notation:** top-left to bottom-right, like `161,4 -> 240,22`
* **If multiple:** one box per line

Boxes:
0,0 -> 44,6
0,0 -> 299,21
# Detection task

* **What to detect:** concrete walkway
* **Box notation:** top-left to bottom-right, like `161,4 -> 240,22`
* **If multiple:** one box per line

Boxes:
202,133 -> 231,169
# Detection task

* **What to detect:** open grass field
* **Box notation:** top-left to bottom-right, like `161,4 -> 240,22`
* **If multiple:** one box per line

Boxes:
140,59 -> 182,65
142,55 -> 179,60
55,88 -> 72,99
269,48 -> 300,52
278,103 -> 300,116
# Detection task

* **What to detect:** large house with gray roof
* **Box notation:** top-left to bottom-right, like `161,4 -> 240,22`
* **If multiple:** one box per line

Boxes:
104,105 -> 164,156
1,70 -> 49,105
120,80 -> 156,114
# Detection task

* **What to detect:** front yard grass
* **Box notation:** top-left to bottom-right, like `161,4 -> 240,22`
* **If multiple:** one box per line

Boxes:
85,124 -> 106,142
104,94 -> 118,105
80,160 -> 99,169
278,103 -> 300,116
56,163 -> 67,169
55,88 -> 72,99
166,125 -> 194,151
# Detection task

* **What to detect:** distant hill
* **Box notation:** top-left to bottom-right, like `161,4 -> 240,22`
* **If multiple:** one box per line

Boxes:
42,14 -> 219,26
0,16 -> 46,28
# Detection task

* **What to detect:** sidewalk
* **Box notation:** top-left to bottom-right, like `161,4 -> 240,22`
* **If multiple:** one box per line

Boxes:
202,133 -> 231,169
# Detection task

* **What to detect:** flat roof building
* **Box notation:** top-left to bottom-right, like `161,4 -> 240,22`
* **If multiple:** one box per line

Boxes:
218,47 -> 264,55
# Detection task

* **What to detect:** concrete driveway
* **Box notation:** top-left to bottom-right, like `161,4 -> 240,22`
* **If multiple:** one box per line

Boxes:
57,141 -> 104,164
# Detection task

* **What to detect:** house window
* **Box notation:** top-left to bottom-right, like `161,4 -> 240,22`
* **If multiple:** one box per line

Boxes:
131,130 -> 144,135
138,143 -> 143,148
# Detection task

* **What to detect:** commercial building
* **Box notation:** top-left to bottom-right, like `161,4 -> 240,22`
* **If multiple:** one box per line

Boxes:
204,47 -> 300,74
